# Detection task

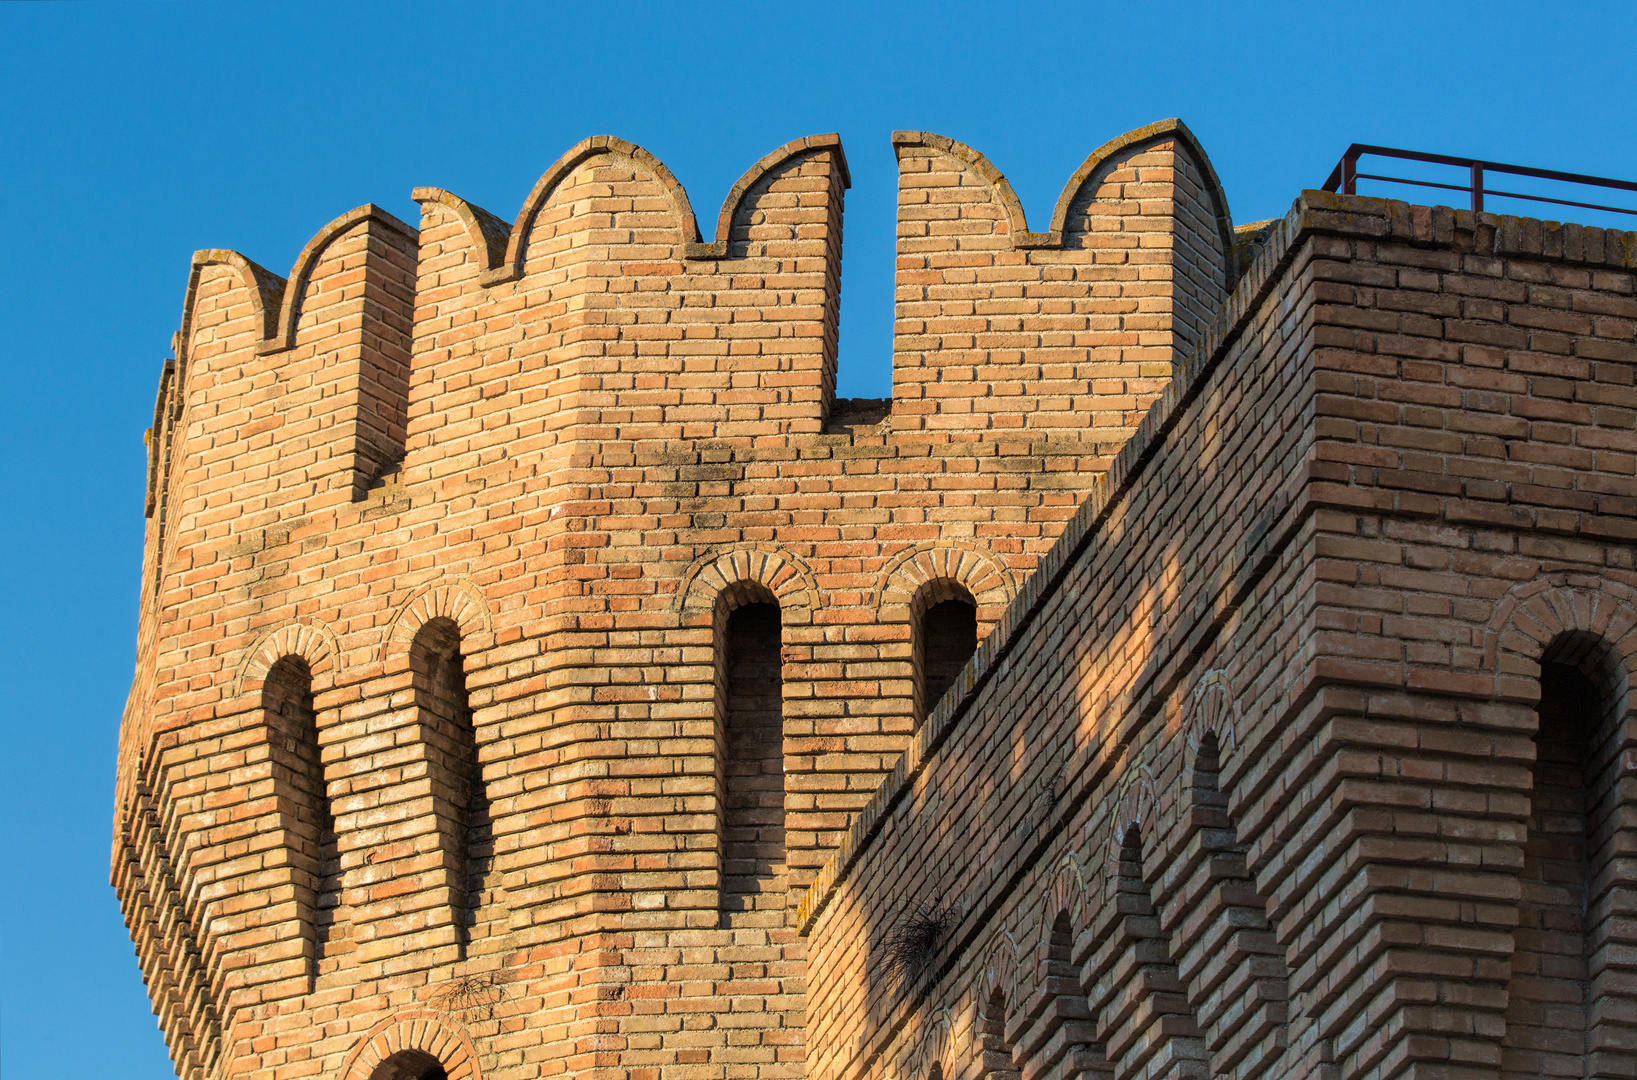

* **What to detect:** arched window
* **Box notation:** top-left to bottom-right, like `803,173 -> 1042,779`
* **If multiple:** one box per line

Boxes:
368,1049 -> 448,1080
262,655 -> 337,982
715,590 -> 784,921
978,984 -> 1020,1080
1181,730 -> 1288,1067
409,618 -> 488,955
1082,824 -> 1210,1075
1505,634 -> 1623,1073
1014,907 -> 1109,1079
913,582 -> 978,725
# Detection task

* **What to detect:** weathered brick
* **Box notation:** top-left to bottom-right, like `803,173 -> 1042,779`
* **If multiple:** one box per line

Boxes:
116,125 -> 1637,1080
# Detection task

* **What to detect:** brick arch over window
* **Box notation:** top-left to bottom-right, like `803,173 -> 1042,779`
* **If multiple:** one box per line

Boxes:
880,544 -> 1014,724
1171,666 -> 1241,809
976,932 -> 1021,1021
1484,572 -> 1637,703
1099,765 -> 1157,899
973,933 -> 1022,1080
912,1007 -> 954,1080
878,542 -> 1016,626
1034,855 -> 1088,982
381,576 -> 494,665
338,1010 -> 481,1080
234,618 -> 342,700
675,544 -> 820,625
910,580 -> 978,727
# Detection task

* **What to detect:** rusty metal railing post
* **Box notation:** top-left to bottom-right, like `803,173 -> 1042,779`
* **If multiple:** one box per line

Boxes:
1342,150 -> 1357,196
1471,163 -> 1484,212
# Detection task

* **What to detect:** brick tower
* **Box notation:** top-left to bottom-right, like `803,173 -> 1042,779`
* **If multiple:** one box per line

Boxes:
117,119 -> 1637,1080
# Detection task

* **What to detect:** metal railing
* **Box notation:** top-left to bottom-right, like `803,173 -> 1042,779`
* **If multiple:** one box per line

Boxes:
1322,143 -> 1637,218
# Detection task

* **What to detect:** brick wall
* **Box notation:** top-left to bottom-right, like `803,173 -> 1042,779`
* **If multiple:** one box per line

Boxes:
801,194 -> 1637,1080
115,119 -> 1637,1080
117,121 -> 1227,1080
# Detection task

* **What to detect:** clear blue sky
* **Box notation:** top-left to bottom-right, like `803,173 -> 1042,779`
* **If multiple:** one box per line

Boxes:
2,2 -> 1634,1076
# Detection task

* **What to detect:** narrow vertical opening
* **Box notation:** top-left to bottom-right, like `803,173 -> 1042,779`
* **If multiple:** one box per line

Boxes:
913,582 -> 978,726
1190,731 -> 1224,804
1506,654 -> 1600,1073
1035,908 -> 1110,1075
409,618 -> 488,957
1116,825 -> 1146,895
1109,822 -> 1208,1068
262,655 -> 337,986
1180,728 -> 1290,1070
717,594 -> 785,922
1050,910 -> 1074,964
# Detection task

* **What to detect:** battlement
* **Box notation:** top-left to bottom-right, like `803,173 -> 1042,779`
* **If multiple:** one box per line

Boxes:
889,122 -> 1235,441
122,119 -> 1248,1080
116,122 -> 1637,1080
143,122 -> 1232,572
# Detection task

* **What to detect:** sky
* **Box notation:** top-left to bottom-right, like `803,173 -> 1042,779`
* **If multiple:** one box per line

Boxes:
2,2 -> 1635,1076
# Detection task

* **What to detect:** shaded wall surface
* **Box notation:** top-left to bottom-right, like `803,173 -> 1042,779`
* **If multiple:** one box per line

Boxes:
118,115 -> 1637,1080
115,120 -> 1234,1080
802,194 -> 1637,1080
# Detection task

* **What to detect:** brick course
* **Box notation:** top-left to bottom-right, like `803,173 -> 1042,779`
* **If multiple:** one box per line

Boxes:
114,119 -> 1637,1080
